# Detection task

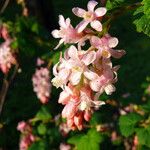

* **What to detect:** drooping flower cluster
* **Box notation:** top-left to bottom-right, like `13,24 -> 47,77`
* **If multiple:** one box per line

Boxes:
17,121 -> 36,150
32,59 -> 51,104
0,25 -> 16,74
52,1 -> 125,130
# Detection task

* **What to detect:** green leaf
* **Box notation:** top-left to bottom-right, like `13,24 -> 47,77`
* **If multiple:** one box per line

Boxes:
28,141 -> 46,150
106,0 -> 125,10
136,126 -> 150,148
68,129 -> 103,150
119,113 -> 143,137
142,0 -> 150,18
37,123 -> 47,135
35,106 -> 52,122
133,15 -> 150,37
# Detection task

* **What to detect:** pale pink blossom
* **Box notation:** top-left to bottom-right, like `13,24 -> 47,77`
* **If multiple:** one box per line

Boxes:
90,34 -> 126,59
17,121 -> 28,133
32,67 -> 51,104
0,40 -> 16,74
17,121 -> 36,150
72,1 -> 107,33
51,15 -> 84,49
52,45 -> 96,88
59,143 -> 71,150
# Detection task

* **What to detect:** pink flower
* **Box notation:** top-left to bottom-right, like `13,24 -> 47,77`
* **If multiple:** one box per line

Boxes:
19,133 -> 35,150
52,15 -> 83,49
52,45 -> 96,88
59,84 -> 105,130
17,121 -> 28,133
90,34 -> 126,59
89,64 -> 118,95
0,40 -> 16,74
32,67 -> 51,104
59,143 -> 71,150
72,1 -> 107,33
0,25 -> 10,40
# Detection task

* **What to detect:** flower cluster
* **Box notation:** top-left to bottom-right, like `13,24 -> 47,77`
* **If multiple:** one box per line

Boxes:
52,1 -> 125,130
17,121 -> 36,150
0,25 -> 16,74
32,60 -> 51,104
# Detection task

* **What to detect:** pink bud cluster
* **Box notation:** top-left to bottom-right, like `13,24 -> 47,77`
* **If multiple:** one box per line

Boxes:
17,121 -> 36,150
0,25 -> 16,74
32,61 -> 51,104
52,1 -> 125,130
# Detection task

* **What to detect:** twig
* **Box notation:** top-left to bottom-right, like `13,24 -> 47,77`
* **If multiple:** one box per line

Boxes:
0,64 -> 19,116
0,0 -> 10,14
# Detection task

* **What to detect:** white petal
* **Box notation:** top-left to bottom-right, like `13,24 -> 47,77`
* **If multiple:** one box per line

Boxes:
66,18 -> 71,27
84,70 -> 98,80
70,71 -> 82,85
76,20 -> 89,33
51,30 -> 60,38
90,79 -> 101,92
95,7 -> 107,17
72,7 -> 86,17
90,20 -> 102,31
67,45 -> 78,59
108,37 -> 118,48
104,84 -> 116,95
58,15 -> 67,28
87,1 -> 98,12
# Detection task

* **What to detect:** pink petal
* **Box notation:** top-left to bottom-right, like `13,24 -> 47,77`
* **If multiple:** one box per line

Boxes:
67,45 -> 78,60
76,20 -> 89,33
70,71 -> 82,85
59,15 -> 67,28
95,7 -> 107,17
90,36 -> 101,47
108,37 -> 118,48
90,79 -> 101,92
87,1 -> 98,12
82,51 -> 96,65
66,18 -> 71,27
84,70 -> 98,80
62,101 -> 77,118
109,49 -> 126,59
51,30 -> 60,38
72,7 -> 86,17
58,90 -> 70,104
90,20 -> 102,31
58,68 -> 70,80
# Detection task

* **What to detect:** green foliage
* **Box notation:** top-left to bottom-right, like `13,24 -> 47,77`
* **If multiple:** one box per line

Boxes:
35,106 -> 52,122
28,141 -> 47,150
136,127 -> 150,148
68,129 -> 103,150
119,113 -> 143,137
133,0 -> 150,37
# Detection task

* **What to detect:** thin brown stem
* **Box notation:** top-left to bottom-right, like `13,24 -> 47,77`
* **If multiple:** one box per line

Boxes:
0,64 -> 19,116
0,0 -> 10,14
